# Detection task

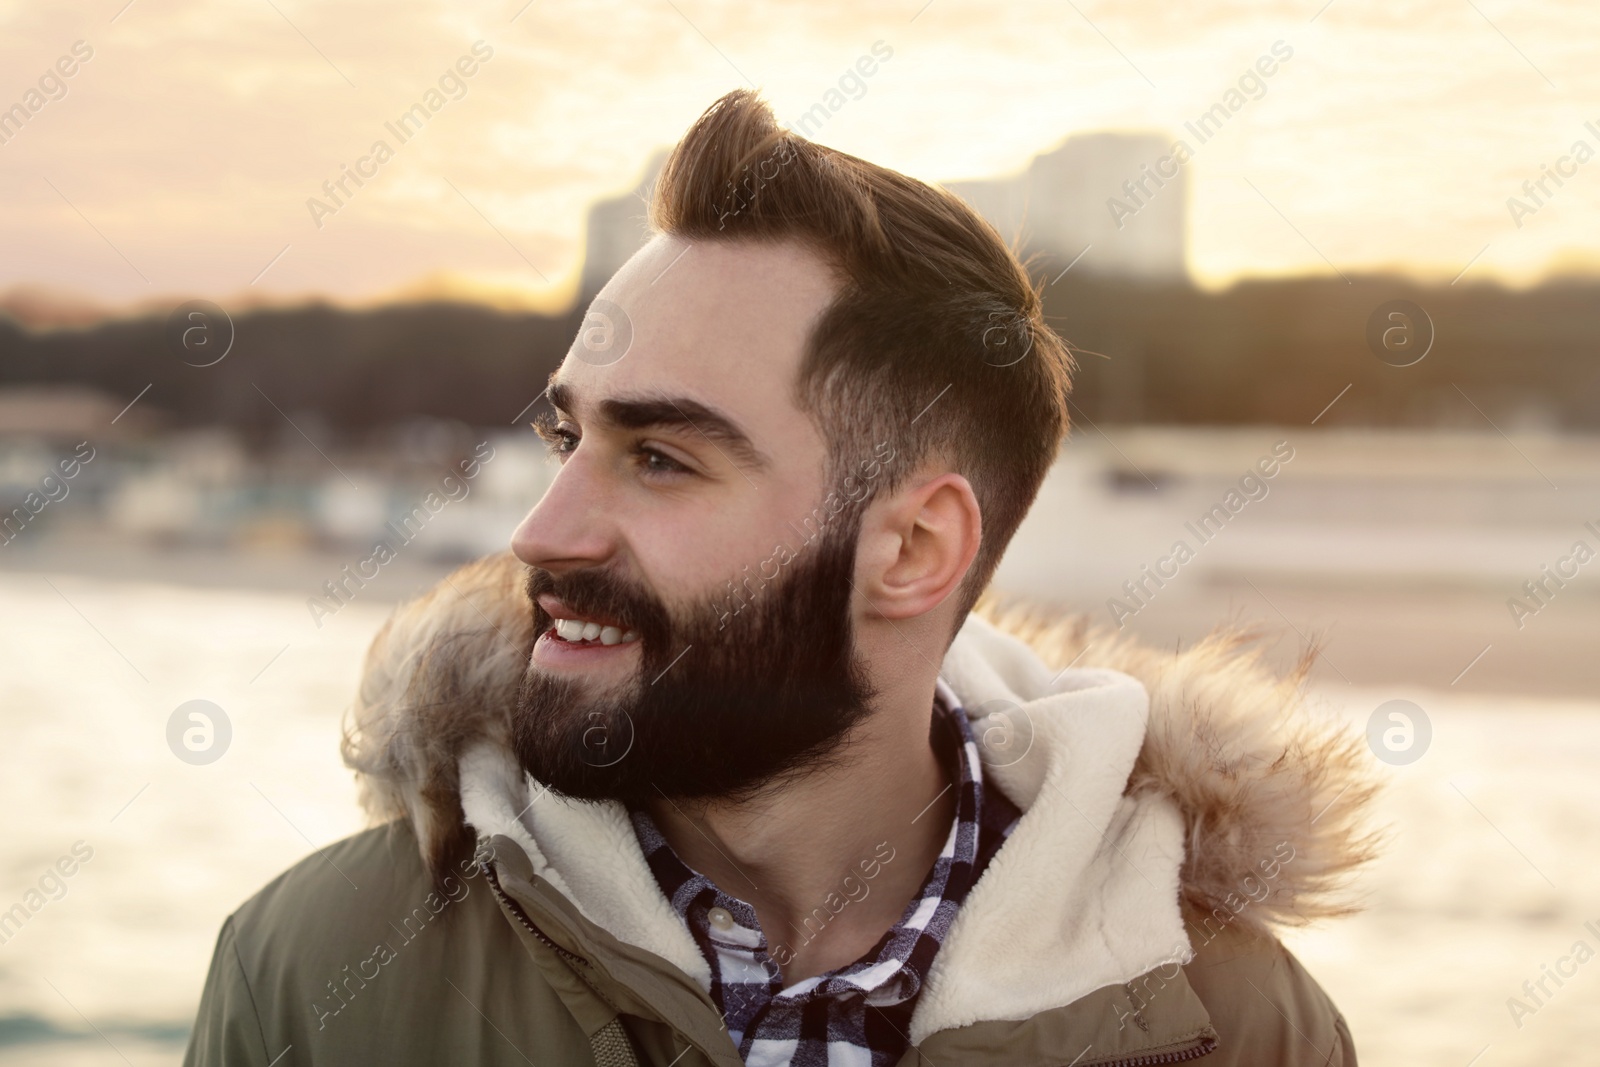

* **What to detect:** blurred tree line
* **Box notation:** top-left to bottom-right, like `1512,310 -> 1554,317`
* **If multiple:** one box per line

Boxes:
1,274 -> 1595,438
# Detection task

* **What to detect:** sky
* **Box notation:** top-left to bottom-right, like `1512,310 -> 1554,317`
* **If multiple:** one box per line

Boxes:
1,0 -> 1598,313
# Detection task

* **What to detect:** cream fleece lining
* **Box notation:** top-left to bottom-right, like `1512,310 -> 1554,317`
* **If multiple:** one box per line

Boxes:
457,612 -> 1190,1042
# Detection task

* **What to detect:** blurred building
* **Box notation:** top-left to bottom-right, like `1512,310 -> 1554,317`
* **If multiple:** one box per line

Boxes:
577,132 -> 1187,297
944,131 -> 1187,279
579,150 -> 667,298
0,384 -> 160,444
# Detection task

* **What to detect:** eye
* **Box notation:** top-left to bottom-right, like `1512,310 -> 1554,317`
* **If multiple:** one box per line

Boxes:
531,412 -> 578,459
635,444 -> 690,477
533,413 -> 691,479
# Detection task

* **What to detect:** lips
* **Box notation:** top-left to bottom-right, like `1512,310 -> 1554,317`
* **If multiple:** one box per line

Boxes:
536,593 -> 639,648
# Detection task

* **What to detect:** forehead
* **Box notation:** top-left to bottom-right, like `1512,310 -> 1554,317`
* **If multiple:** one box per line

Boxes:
550,236 -> 838,434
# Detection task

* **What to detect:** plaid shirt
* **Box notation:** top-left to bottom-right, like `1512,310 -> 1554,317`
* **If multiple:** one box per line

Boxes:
629,680 -> 1021,1067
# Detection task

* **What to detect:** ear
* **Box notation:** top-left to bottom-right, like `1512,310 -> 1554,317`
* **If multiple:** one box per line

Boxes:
857,472 -> 981,622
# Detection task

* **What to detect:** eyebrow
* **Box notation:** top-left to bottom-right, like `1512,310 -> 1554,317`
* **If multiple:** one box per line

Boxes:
545,379 -> 771,474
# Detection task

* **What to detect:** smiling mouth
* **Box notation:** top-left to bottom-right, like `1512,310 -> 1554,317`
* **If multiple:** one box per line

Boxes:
545,616 -> 640,648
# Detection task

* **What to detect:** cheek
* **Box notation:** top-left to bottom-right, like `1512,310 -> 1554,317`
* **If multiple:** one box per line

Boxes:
627,476 -> 827,599
626,506 -> 758,599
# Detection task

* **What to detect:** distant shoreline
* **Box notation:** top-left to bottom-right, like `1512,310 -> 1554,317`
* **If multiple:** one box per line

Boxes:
0,530 -> 460,604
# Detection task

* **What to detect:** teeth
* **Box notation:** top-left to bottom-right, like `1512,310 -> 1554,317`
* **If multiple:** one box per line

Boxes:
550,617 -> 639,645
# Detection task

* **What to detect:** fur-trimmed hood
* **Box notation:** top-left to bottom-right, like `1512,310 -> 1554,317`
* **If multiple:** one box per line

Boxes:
343,549 -> 1380,1027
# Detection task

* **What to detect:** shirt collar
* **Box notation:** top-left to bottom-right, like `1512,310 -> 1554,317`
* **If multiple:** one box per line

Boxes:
627,681 -> 995,1006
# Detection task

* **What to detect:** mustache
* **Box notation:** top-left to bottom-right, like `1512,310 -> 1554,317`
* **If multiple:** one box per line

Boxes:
523,565 -> 675,650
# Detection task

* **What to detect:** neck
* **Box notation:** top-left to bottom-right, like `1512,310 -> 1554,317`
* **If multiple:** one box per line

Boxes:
644,675 -> 955,985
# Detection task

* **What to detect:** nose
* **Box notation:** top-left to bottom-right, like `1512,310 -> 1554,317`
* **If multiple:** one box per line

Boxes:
510,448 -> 617,573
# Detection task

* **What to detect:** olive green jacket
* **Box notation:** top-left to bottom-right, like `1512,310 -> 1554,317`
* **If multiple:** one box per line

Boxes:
185,552 -> 1377,1066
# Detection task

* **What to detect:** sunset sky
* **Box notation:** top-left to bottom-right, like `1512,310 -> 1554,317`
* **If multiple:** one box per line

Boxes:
2,0 -> 1597,312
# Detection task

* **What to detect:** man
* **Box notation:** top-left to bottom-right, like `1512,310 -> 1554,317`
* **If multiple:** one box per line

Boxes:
185,90 -> 1376,1066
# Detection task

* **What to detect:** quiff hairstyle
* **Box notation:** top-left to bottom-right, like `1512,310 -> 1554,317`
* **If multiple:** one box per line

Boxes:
650,90 -> 1075,636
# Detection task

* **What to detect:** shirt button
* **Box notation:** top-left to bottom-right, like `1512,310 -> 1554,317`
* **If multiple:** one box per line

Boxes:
708,906 -> 735,931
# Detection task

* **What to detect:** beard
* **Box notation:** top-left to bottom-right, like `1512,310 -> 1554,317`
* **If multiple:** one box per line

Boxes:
510,509 -> 879,806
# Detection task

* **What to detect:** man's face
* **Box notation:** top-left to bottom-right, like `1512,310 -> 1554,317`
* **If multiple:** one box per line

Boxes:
508,235 -> 879,803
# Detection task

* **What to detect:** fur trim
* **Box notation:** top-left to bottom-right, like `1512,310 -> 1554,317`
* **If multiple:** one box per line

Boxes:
341,553 -> 536,889
343,550 -> 1381,926
970,591 -> 1384,935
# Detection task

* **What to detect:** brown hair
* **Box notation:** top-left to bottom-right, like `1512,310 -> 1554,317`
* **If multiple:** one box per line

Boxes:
650,90 -> 1074,635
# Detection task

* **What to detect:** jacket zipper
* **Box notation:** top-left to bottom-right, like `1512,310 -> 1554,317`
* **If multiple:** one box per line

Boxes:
484,861 -> 732,1067
481,861 -> 592,969
1092,1035 -> 1217,1066
486,862 -> 1216,1067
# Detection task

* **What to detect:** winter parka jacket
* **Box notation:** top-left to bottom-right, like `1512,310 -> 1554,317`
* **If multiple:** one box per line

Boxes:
184,551 -> 1378,1066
